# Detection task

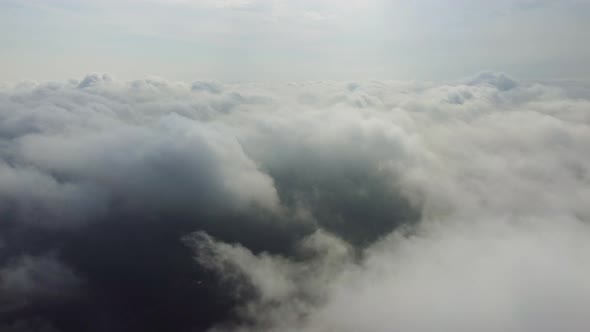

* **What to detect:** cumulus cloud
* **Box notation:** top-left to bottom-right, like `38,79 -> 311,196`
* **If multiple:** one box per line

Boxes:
0,73 -> 589,331
193,218 -> 590,332
1,77 -> 280,229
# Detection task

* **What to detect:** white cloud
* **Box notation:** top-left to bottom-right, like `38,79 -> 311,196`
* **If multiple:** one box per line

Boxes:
1,73 -> 590,330
178,74 -> 589,331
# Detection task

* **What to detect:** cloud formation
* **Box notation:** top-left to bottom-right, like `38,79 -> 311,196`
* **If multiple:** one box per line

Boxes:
1,73 -> 589,331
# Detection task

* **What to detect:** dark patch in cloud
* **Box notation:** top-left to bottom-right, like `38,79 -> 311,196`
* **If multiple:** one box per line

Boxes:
77,74 -> 112,89
468,72 -> 518,91
192,81 -> 223,94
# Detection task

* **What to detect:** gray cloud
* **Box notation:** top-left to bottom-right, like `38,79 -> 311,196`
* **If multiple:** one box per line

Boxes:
0,73 -> 589,331
0,253 -> 82,314
468,72 -> 519,91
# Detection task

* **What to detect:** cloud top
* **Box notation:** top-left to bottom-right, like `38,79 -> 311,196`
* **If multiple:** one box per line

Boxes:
1,73 -> 589,331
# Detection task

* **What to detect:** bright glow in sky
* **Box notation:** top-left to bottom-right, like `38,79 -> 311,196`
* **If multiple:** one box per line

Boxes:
2,0 -> 590,81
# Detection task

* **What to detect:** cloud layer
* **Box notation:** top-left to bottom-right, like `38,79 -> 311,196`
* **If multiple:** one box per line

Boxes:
1,73 -> 589,331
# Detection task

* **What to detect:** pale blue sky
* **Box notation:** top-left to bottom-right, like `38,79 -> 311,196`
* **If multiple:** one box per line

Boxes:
1,0 -> 590,82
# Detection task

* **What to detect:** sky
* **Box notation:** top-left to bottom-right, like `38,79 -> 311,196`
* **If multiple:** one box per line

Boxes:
1,2 -> 590,332
2,0 -> 590,82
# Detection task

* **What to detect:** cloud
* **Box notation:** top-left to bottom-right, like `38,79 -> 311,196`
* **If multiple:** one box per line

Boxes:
0,253 -> 82,313
468,71 -> 519,91
188,217 -> 590,332
0,79 -> 280,229
77,73 -> 113,89
0,73 -> 589,331
192,81 -> 224,94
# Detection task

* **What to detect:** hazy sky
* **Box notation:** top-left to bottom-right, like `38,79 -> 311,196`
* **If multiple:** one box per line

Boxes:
2,0 -> 590,81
